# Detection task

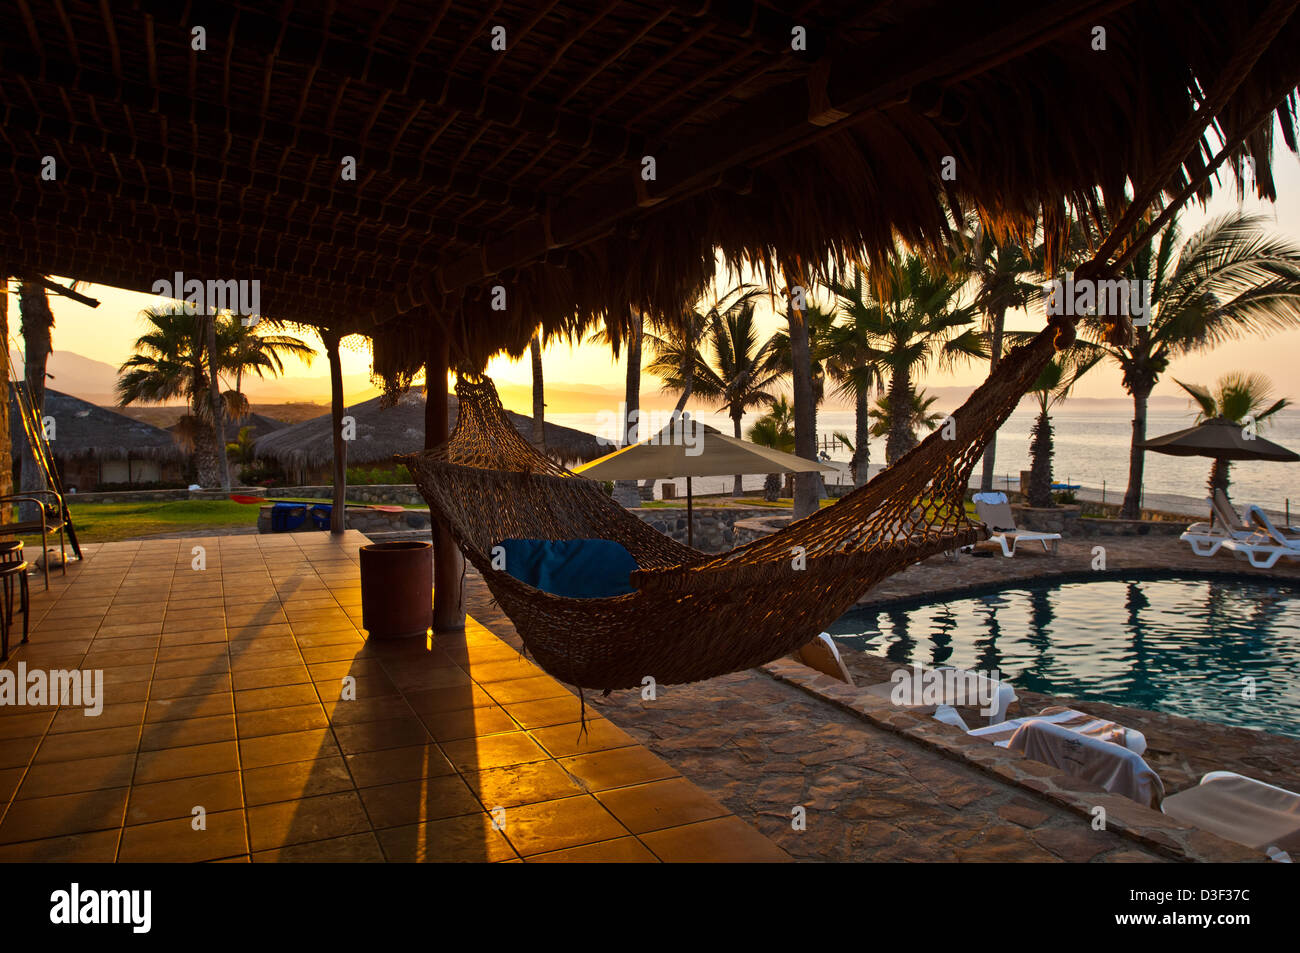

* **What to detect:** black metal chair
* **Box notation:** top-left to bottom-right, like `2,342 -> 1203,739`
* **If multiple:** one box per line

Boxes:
0,558 -> 30,661
0,492 -> 67,589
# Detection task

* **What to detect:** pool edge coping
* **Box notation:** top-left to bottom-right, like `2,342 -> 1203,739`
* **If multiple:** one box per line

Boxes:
760,656 -> 1268,864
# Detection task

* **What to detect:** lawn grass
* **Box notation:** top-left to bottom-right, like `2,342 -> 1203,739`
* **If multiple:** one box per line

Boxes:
66,497 -> 427,544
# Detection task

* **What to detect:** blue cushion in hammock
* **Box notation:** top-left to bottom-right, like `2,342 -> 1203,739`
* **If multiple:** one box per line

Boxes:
496,538 -> 639,599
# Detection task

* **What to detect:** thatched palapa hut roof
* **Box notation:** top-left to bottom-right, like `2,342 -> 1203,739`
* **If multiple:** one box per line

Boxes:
9,388 -> 183,463
253,391 -> 611,473
3,1 -> 1298,382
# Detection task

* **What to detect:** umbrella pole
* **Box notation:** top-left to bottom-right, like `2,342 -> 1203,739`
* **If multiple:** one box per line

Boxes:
687,477 -> 694,548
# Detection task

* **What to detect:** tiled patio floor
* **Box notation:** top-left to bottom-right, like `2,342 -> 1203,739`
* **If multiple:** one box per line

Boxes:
0,533 -> 787,862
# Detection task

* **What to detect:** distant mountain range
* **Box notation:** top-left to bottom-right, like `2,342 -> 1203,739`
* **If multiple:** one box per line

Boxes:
14,349 -> 1197,416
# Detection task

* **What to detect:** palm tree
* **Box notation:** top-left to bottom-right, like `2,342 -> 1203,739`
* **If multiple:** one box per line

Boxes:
226,320 -> 316,397
831,257 -> 983,465
118,307 -> 311,487
957,223 -> 1046,490
747,394 -> 795,501
17,278 -> 55,506
1081,212 -> 1300,518
867,390 -> 944,444
1022,344 -> 1105,507
825,268 -> 888,486
529,334 -> 545,449
1174,372 -> 1290,496
646,284 -> 759,416
702,300 -> 786,496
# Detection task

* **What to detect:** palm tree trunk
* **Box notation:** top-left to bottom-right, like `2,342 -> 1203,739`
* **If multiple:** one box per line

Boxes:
979,305 -> 1006,491
885,370 -> 914,465
1028,408 -> 1054,508
1207,458 -> 1231,498
852,385 -> 870,487
204,314 -> 231,492
17,279 -> 54,518
731,412 -> 744,496
1121,385 -> 1151,519
613,306 -> 642,508
787,285 -> 819,519
529,335 -> 545,449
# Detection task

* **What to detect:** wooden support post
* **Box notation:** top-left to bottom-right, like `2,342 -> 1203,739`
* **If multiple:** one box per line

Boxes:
325,328 -> 347,535
426,332 -> 465,632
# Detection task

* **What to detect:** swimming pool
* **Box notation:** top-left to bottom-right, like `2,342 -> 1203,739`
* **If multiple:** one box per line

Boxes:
827,576 -> 1300,739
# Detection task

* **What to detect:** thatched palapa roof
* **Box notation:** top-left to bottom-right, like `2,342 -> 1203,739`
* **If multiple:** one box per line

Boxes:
9,388 -> 183,463
3,2 -> 1299,381
253,391 -> 611,472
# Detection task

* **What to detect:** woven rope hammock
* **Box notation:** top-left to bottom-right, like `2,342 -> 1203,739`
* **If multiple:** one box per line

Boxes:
403,318 -> 1070,691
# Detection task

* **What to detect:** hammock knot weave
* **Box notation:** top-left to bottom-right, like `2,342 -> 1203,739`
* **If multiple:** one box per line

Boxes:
404,323 -> 1063,690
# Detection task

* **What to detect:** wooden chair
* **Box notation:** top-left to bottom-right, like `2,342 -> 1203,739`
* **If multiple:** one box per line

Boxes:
0,492 -> 67,589
0,558 -> 30,661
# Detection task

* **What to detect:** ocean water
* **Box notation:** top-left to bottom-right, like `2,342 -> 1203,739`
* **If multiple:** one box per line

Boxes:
550,406 -> 1300,513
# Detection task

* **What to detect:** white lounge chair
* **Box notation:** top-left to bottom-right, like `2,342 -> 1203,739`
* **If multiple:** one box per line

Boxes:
793,632 -> 854,685
971,492 -> 1060,556
1003,718 -> 1165,808
1222,508 -> 1300,568
968,705 -> 1148,755
864,665 -> 1017,725
1162,771 -> 1300,862
1180,491 -> 1257,556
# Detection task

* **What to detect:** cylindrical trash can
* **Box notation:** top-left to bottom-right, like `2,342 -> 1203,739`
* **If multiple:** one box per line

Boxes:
359,541 -> 433,638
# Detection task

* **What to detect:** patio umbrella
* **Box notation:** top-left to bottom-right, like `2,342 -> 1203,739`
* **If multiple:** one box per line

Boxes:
1142,416 -> 1299,522
574,419 -> 836,546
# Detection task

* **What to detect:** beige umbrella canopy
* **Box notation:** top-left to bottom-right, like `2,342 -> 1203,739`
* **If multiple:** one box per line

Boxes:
575,419 -> 835,546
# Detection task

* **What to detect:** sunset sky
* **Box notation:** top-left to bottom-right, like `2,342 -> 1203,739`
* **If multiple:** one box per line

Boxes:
10,128 -> 1300,412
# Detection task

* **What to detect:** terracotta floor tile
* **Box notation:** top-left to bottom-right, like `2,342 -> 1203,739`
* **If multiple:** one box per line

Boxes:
344,744 -> 457,788
639,816 -> 791,862
133,740 -> 240,785
532,719 -> 637,758
242,755 -> 356,807
119,809 -> 248,862
419,704 -> 519,742
234,683 -> 320,713
0,828 -> 121,862
461,760 -> 587,809
239,728 -> 338,770
33,725 -> 141,764
139,714 -> 237,751
17,753 -> 136,798
149,672 -> 232,700
594,778 -> 730,834
527,836 -> 659,863
153,656 -> 231,680
503,695 -> 587,730
231,664 -> 312,692
246,790 -> 371,851
0,710 -> 56,739
126,771 -> 243,825
497,794 -> 628,856
252,832 -> 384,862
144,692 -> 235,724
441,731 -> 551,772
320,695 -> 415,726
558,747 -> 681,791
403,684 -> 498,715
357,775 -> 483,829
464,657 -> 541,685
332,716 -> 431,755
48,702 -> 143,734
480,675 -> 570,705
375,813 -> 516,862
236,703 -> 328,739
0,786 -> 129,843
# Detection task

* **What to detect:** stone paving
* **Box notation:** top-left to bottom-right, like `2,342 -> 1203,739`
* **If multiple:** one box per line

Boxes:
463,569 -> 1177,862
0,534 -> 786,862
464,533 -> 1300,862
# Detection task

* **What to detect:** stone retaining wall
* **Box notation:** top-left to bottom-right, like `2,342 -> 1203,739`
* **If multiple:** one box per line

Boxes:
630,507 -> 777,552
1013,504 -> 1186,537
